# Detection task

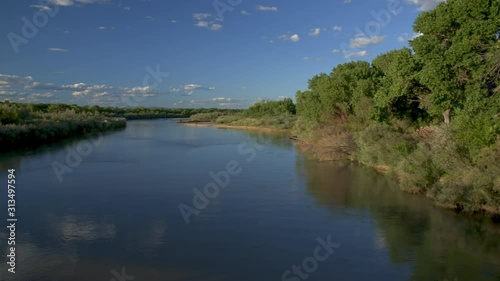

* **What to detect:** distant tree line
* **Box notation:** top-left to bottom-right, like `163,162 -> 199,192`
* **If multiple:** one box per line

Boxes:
0,101 -> 242,152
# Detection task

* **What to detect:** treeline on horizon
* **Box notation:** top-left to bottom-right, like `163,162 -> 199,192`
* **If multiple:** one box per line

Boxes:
0,101 -> 242,152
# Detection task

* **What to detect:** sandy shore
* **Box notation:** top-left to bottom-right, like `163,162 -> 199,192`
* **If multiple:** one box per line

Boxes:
179,122 -> 290,133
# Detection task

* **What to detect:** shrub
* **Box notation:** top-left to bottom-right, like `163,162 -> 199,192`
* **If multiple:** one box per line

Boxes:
354,124 -> 416,168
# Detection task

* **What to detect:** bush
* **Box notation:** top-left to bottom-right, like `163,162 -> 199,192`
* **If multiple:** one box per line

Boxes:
188,112 -> 224,122
354,124 -> 416,168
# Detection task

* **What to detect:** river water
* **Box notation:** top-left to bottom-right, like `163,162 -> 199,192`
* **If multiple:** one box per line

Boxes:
0,119 -> 499,281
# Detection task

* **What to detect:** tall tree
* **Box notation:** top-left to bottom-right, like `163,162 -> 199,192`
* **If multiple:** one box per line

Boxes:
371,48 -> 430,123
410,0 -> 500,124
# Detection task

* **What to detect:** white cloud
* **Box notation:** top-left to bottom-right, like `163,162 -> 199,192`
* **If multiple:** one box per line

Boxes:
193,13 -> 211,20
30,93 -> 54,98
332,49 -> 340,53
308,28 -> 321,36
343,50 -> 368,59
398,32 -> 423,42
406,0 -> 445,11
412,32 -> 423,39
333,26 -> 342,31
210,24 -> 223,31
48,48 -> 69,52
189,97 -> 241,107
171,20 -> 177,24
30,4 -> 52,11
145,16 -> 154,21
344,0 -> 352,3
350,36 -> 385,48
47,0 -> 74,6
290,34 -> 300,42
241,10 -> 251,15
195,21 -> 209,28
0,74 -> 33,88
257,5 -> 278,11
122,6 -> 130,11
277,34 -> 300,42
193,14 -> 223,31
183,84 -> 202,91
47,0 -> 111,6
0,74 -> 164,105
170,84 -> 216,96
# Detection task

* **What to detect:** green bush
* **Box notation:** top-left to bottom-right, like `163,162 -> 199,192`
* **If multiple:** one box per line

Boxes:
354,124 -> 416,168
188,112 -> 224,122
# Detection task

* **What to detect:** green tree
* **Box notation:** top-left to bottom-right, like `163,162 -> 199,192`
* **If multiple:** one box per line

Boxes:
410,0 -> 500,124
371,48 -> 430,124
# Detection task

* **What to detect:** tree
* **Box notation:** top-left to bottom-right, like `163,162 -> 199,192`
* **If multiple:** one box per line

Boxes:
371,48 -> 430,124
296,61 -> 378,123
410,0 -> 500,124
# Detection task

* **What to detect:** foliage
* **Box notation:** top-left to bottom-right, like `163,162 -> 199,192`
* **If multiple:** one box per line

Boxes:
293,0 -> 500,215
245,98 -> 296,117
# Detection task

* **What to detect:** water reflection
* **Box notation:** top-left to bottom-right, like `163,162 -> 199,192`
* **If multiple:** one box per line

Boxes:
300,160 -> 500,281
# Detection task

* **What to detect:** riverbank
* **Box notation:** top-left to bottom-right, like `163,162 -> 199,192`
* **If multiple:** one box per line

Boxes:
180,121 -> 290,133
0,118 -> 126,153
181,115 -> 500,219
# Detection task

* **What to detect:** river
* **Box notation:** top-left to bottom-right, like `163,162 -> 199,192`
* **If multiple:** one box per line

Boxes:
0,119 -> 499,281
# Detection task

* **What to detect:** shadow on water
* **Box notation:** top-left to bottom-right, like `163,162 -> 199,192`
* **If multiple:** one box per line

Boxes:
0,126 -> 126,170
299,160 -> 500,281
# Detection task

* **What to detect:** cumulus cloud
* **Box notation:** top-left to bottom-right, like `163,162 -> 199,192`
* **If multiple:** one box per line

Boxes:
290,34 -> 300,42
169,84 -> 216,96
0,74 -> 33,88
278,33 -> 300,42
193,13 -> 223,31
349,36 -> 385,48
189,97 -> 241,107
0,74 -> 166,105
30,4 -> 53,11
343,50 -> 368,59
193,13 -> 211,20
48,48 -> 69,52
257,5 -> 278,11
406,0 -> 445,11
308,28 -> 321,36
398,32 -> 424,42
47,0 -> 111,6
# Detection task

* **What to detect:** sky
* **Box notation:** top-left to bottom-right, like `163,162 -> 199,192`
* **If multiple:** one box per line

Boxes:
0,0 -> 445,108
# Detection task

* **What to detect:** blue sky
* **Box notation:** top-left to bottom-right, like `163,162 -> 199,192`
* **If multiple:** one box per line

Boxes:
0,0 -> 444,108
